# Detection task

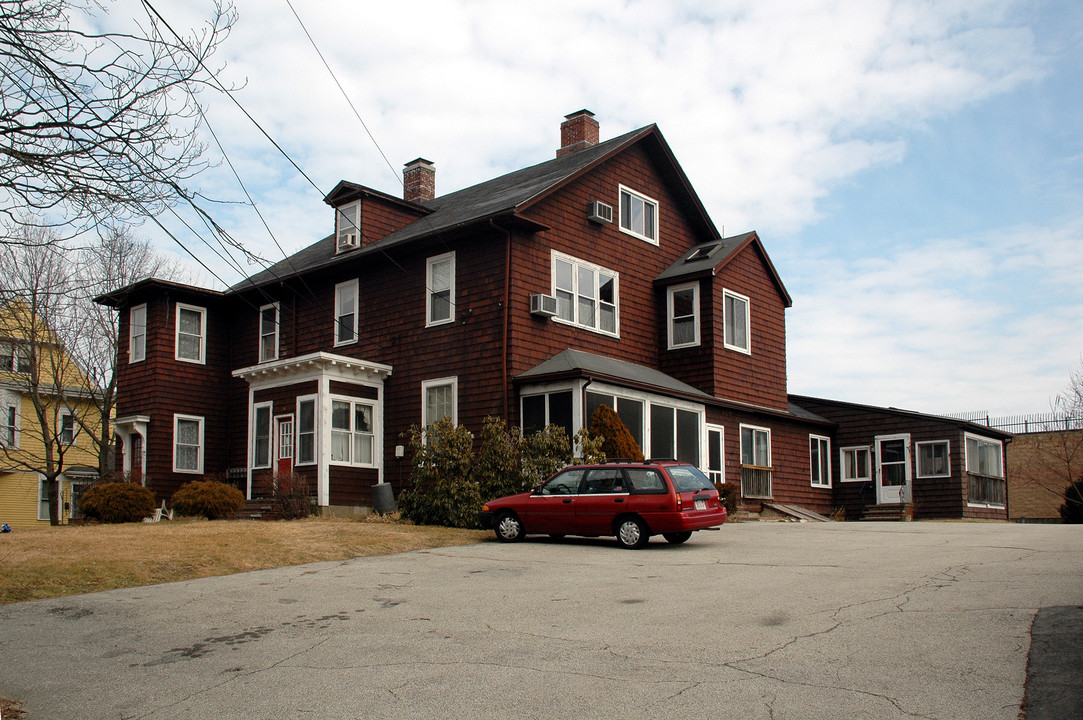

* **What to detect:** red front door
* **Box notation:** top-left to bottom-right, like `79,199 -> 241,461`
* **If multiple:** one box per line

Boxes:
276,417 -> 294,477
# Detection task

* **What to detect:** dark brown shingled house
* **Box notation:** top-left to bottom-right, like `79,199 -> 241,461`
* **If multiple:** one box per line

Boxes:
95,110 -> 1010,520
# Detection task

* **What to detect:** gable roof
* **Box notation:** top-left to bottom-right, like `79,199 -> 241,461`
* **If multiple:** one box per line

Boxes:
233,123 -> 722,293
655,231 -> 793,307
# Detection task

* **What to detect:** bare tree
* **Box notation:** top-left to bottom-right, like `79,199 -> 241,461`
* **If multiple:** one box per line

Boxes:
0,0 -> 236,238
1022,362 -> 1083,513
70,224 -> 182,476
0,230 -> 90,525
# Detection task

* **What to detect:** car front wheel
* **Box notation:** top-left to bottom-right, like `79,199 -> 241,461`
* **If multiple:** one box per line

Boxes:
663,531 -> 692,544
616,516 -> 649,549
494,511 -> 524,542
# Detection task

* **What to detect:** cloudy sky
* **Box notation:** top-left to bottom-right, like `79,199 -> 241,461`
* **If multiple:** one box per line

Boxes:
101,0 -> 1082,417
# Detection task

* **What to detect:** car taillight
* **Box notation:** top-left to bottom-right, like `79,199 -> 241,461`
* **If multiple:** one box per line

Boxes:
676,493 -> 682,511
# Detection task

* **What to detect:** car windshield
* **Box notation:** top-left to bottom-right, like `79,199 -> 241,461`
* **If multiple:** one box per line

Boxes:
667,465 -> 713,492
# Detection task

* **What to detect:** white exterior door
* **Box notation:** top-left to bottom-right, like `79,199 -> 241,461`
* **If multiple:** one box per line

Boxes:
875,434 -> 911,504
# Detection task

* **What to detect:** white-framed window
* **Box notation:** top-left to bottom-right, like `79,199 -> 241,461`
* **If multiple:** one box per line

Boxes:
175,303 -> 207,364
740,424 -> 772,499
741,424 -> 771,468
330,398 -> 374,466
840,446 -> 871,482
723,289 -> 750,354
334,279 -> 358,346
426,252 -> 455,327
296,396 -> 317,466
649,404 -> 701,465
1,394 -> 18,448
552,251 -> 618,336
129,304 -> 147,363
422,377 -> 457,427
810,435 -> 831,487
667,282 -> 700,349
173,414 -> 204,474
706,424 -> 725,484
252,402 -> 272,469
336,201 -> 361,251
59,409 -> 76,446
521,390 -> 575,440
258,303 -> 279,363
917,440 -> 951,478
618,185 -> 659,244
965,434 -> 1003,478
1,341 -> 32,373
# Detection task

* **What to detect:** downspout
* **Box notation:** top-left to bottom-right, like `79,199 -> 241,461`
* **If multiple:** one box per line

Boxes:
491,220 -> 512,420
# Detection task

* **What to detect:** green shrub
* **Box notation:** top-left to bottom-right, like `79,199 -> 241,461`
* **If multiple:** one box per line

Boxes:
80,482 -> 157,524
171,480 -> 245,520
474,417 -> 527,502
588,404 -> 643,461
1060,480 -> 1083,523
274,472 -> 316,520
398,418 -> 480,528
520,424 -> 574,488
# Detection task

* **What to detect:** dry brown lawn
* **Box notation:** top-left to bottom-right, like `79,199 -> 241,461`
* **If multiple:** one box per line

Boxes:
0,516 -> 488,606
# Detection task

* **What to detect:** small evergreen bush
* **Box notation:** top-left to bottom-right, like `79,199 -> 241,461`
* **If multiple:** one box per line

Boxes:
80,482 -> 157,524
171,480 -> 245,520
588,404 -> 643,461
1060,479 -> 1083,523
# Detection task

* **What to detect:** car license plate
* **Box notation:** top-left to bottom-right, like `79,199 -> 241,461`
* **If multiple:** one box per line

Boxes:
694,499 -> 706,510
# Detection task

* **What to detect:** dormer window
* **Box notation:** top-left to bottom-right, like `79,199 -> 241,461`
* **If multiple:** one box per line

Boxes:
336,201 -> 360,252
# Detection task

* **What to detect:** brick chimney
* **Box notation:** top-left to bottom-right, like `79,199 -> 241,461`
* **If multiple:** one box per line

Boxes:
557,110 -> 599,158
403,158 -> 435,203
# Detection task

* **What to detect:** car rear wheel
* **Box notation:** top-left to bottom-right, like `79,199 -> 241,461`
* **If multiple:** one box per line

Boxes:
616,516 -> 649,549
663,531 -> 693,544
494,511 -> 524,542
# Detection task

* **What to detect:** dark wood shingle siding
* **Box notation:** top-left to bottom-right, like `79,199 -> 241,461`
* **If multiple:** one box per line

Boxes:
710,248 -> 789,410
115,291 -> 233,499
792,397 -> 1008,520
507,146 -> 697,381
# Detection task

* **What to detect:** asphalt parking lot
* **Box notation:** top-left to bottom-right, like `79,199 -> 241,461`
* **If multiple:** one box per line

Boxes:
1,521 -> 1080,719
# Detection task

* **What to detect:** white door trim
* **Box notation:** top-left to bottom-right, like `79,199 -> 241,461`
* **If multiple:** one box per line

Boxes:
875,433 -> 912,505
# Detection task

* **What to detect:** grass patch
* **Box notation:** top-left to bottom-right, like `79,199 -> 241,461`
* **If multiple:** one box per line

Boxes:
0,516 -> 488,605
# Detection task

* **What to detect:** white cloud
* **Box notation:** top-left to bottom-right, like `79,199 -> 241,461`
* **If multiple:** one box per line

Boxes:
786,218 -> 1083,414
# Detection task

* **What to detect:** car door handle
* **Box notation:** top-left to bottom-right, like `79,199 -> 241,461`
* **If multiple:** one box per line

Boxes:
563,499 -> 573,504
614,498 -> 624,503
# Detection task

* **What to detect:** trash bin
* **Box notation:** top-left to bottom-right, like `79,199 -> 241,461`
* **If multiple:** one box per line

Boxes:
372,482 -> 396,515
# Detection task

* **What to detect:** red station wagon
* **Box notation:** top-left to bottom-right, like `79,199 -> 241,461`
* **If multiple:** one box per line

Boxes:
478,461 -> 727,549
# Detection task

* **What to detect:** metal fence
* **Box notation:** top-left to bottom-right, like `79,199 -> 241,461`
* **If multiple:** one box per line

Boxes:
944,411 -> 1083,434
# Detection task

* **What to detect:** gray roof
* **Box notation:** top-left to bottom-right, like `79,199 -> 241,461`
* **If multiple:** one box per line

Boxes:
516,349 -> 714,401
654,232 -> 754,283
232,125 -> 661,293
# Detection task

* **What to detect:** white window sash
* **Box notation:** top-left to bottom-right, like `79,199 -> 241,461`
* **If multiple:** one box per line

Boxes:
426,252 -> 455,327
129,304 -> 147,363
175,303 -> 206,364
334,280 -> 358,345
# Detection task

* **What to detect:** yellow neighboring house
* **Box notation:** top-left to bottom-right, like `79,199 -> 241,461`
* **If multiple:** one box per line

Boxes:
0,299 -> 101,528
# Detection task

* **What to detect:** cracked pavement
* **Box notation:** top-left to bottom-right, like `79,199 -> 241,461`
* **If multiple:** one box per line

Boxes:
1,522 -> 1079,719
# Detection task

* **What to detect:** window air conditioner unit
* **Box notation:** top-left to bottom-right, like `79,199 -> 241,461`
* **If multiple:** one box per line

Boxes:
530,293 -> 558,317
587,200 -> 613,224
337,233 -> 359,251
